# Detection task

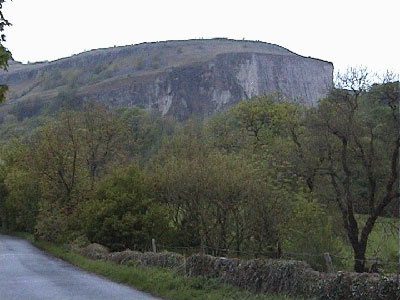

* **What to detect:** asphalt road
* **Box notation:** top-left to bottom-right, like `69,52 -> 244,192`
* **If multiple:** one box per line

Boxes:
0,234 -> 162,300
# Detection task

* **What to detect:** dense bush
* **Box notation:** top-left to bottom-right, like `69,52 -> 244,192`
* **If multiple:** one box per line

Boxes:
79,164 -> 173,251
283,197 -> 344,271
0,143 -> 39,233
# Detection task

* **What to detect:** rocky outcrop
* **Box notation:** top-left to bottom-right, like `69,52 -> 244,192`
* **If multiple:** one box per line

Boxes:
0,39 -> 333,119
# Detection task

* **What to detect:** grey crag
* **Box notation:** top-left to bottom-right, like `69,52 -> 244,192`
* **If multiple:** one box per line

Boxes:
0,39 -> 333,119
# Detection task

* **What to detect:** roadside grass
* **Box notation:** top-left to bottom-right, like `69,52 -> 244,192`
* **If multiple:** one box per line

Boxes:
1,231 -> 305,300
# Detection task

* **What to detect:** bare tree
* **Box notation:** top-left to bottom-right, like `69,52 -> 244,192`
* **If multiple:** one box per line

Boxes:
294,68 -> 400,272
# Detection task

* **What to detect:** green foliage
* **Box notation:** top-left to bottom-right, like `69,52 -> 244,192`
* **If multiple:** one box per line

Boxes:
0,83 -> 7,103
0,0 -> 10,69
0,141 -> 39,232
205,109 -> 244,153
39,68 -> 63,90
24,104 -> 125,241
116,106 -> 177,162
1,75 -> 399,279
34,202 -> 72,242
283,195 -> 344,271
0,0 -> 11,103
9,98 -> 45,121
2,168 -> 39,232
80,164 -> 173,251
151,116 -> 309,256
230,94 -> 295,149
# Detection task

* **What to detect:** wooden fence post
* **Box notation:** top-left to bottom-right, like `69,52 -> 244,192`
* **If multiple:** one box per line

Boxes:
152,238 -> 157,253
200,240 -> 205,277
324,252 -> 334,273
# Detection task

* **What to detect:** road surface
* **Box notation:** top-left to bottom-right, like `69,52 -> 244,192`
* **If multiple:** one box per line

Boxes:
0,234 -> 162,300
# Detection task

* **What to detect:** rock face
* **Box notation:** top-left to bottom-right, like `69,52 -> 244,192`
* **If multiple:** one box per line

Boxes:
0,39 -> 333,119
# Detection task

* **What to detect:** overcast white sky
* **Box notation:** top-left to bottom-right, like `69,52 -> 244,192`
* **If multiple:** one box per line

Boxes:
2,0 -> 400,74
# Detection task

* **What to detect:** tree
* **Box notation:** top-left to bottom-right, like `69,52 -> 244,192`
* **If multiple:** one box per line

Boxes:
0,0 -> 11,103
294,68 -> 400,272
0,140 -> 40,232
116,106 -> 177,162
28,104 -> 124,241
230,94 -> 293,150
80,103 -> 124,189
224,96 -> 343,266
151,118 -> 304,257
79,163 -> 172,251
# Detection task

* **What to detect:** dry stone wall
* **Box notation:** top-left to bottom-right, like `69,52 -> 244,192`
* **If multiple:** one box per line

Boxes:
75,244 -> 399,299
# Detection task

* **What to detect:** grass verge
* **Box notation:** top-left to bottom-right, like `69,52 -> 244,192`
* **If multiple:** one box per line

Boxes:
2,231 -> 305,300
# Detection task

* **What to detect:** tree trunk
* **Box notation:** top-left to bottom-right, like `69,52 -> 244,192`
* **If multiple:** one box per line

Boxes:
353,245 -> 367,273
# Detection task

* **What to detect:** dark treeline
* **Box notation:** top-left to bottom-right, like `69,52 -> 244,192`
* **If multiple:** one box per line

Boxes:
0,69 -> 398,273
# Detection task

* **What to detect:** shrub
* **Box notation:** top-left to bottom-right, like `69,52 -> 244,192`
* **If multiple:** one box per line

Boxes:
282,196 -> 344,271
79,163 -> 173,251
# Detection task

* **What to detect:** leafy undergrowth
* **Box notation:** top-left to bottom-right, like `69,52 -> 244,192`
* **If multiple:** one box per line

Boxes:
3,231 -> 305,300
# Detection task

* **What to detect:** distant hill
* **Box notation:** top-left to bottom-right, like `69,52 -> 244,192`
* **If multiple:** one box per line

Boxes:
0,38 -> 333,120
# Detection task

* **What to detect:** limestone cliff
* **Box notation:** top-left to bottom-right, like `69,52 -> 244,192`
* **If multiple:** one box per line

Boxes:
0,39 -> 333,119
